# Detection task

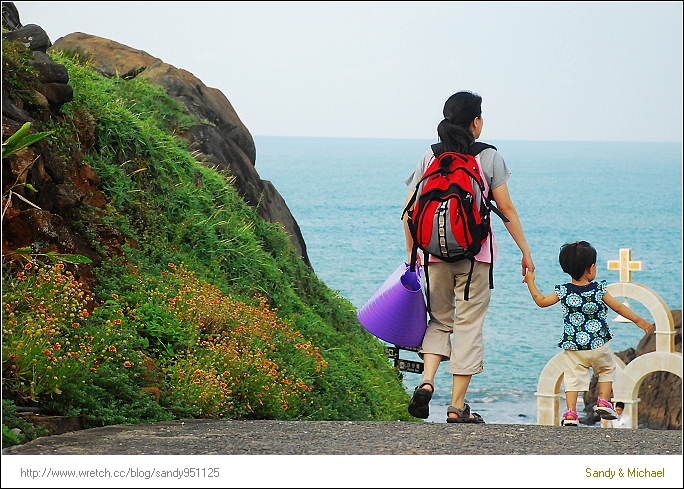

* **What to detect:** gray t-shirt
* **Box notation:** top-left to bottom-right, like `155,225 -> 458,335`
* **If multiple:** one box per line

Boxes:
405,147 -> 511,191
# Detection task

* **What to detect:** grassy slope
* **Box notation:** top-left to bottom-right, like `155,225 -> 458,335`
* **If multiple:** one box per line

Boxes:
40,50 -> 413,422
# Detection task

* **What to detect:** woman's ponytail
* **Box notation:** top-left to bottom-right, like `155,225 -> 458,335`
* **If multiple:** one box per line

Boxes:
437,91 -> 482,154
437,118 -> 474,155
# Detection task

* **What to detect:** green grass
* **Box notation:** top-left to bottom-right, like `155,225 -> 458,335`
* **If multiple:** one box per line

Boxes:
2,41 -> 413,435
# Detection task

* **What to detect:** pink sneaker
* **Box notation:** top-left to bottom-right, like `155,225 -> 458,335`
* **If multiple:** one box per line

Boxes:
594,398 -> 617,420
561,410 -> 579,426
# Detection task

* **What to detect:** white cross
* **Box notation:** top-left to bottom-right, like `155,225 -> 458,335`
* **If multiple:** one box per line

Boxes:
607,248 -> 642,283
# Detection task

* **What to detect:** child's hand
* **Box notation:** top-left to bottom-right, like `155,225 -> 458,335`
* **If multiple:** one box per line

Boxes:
523,270 -> 535,285
636,318 -> 654,334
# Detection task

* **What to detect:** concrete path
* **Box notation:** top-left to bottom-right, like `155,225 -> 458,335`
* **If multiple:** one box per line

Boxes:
3,419 -> 682,455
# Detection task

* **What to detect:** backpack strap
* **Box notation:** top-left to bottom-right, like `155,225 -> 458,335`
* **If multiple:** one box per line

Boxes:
409,243 -> 418,272
468,141 -> 510,223
468,141 -> 497,156
432,141 -> 497,157
488,227 -> 495,290
430,142 -> 443,157
463,258 -> 475,301
424,255 -> 431,314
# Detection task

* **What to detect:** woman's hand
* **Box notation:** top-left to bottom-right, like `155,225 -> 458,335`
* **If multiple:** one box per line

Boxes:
522,252 -> 535,277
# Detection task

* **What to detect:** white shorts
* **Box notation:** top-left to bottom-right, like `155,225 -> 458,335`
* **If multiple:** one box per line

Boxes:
562,342 -> 616,391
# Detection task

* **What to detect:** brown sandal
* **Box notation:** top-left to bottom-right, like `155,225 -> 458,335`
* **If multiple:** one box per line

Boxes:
408,379 -> 434,419
446,404 -> 485,423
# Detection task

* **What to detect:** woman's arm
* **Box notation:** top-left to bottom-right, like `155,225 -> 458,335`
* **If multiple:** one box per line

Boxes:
490,182 -> 534,276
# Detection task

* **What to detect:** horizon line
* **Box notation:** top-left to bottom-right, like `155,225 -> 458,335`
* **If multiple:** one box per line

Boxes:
252,135 -> 683,145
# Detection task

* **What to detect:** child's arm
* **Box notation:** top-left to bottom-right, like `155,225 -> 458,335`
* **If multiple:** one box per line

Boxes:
602,292 -> 654,334
523,271 -> 559,308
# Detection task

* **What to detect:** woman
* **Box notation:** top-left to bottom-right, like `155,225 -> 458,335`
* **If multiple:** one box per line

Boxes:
404,91 -> 534,423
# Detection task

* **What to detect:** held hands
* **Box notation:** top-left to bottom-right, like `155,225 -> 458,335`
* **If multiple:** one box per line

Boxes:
521,253 -> 535,278
523,270 -> 535,285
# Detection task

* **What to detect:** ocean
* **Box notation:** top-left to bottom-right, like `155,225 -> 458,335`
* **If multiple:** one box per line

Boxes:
253,136 -> 683,425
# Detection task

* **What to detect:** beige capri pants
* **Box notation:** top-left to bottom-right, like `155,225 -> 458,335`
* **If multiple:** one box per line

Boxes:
562,342 -> 616,391
419,260 -> 491,376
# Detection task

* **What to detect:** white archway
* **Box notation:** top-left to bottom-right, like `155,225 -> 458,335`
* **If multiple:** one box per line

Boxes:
535,282 -> 681,428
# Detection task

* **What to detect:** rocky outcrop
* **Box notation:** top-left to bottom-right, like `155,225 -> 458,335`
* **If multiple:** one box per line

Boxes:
2,7 -> 100,287
583,309 -> 682,430
49,32 -> 309,266
3,2 -> 310,298
1,5 -> 73,113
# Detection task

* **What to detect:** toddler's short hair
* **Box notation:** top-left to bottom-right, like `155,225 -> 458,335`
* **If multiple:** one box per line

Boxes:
559,241 -> 597,280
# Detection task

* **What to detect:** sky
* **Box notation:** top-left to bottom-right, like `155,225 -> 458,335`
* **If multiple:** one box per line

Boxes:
10,1 -> 684,142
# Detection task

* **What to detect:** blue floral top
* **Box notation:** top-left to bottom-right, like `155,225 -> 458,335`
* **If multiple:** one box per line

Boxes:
554,280 -> 613,350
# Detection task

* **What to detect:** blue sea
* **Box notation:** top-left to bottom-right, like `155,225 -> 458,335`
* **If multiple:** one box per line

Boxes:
254,136 -> 683,425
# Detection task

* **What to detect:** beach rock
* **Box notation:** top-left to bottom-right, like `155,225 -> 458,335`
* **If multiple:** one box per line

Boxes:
583,309 -> 682,430
50,32 -> 310,267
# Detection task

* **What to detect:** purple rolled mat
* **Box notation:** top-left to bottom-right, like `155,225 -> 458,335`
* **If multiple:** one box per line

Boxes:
356,262 -> 427,347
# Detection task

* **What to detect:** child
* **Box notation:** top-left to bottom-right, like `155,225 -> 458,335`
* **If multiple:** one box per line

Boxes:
523,241 -> 653,426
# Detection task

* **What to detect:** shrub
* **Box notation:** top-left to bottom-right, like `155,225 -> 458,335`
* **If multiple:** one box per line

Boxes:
2,399 -> 50,448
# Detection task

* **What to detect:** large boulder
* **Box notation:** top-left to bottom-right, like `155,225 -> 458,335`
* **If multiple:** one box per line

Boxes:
583,309 -> 682,429
2,24 -> 51,52
48,32 -> 160,79
50,32 -> 309,266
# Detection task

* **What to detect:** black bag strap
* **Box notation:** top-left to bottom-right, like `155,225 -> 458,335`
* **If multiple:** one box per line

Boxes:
431,141 -> 498,158
468,141 -> 497,156
463,258 -> 475,301
409,243 -> 418,272
424,256 -> 431,314
488,226 -> 495,290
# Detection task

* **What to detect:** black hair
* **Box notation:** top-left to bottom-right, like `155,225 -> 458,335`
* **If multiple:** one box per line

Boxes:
615,402 -> 625,409
437,91 -> 482,154
558,241 -> 597,281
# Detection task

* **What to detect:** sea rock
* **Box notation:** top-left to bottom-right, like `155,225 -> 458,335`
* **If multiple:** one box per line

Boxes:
583,309 -> 682,430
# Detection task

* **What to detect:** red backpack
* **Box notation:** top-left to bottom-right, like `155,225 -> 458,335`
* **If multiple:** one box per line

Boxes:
403,142 -> 509,301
